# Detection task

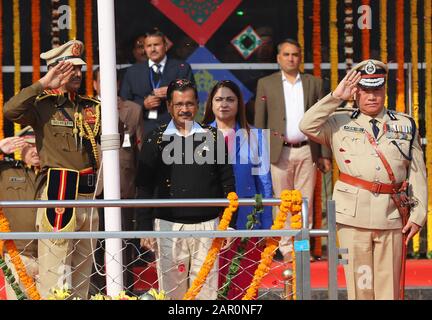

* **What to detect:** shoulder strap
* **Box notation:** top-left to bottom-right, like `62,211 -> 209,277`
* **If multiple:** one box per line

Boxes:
364,130 -> 397,184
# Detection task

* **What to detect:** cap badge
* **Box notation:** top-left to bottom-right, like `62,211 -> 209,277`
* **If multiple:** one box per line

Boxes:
365,61 -> 376,75
71,43 -> 82,57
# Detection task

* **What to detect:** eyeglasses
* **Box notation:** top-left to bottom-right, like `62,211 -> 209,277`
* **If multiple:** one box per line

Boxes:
172,102 -> 196,109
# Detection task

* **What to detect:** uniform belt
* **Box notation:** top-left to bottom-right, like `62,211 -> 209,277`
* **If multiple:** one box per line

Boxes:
339,172 -> 403,194
283,140 -> 308,148
78,168 -> 96,194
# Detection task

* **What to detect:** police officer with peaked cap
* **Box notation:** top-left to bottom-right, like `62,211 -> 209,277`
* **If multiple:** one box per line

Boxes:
299,59 -> 427,299
4,39 -> 101,299
0,126 -> 39,299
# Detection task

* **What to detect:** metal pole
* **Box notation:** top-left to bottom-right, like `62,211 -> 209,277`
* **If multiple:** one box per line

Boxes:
301,198 -> 311,300
96,0 -> 123,296
327,200 -> 339,300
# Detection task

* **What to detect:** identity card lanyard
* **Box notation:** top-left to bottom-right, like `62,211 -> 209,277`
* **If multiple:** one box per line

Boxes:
148,66 -> 162,119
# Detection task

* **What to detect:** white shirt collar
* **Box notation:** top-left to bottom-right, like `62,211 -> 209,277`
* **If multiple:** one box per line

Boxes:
163,120 -> 207,137
282,72 -> 301,83
148,56 -> 167,72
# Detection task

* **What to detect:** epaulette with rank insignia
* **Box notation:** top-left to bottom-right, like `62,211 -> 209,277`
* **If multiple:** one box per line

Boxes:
387,110 -> 398,120
78,95 -> 100,105
350,109 -> 360,119
35,89 -> 61,102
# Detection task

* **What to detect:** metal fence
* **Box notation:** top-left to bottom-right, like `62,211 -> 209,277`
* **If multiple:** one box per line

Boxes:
0,197 -> 342,300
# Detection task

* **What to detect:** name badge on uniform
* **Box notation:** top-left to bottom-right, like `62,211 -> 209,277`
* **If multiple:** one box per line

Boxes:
148,110 -> 158,119
51,119 -> 74,127
122,133 -> 132,148
9,176 -> 26,183
343,125 -> 365,133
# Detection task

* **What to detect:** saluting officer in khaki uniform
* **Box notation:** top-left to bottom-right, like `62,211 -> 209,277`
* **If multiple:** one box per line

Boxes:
0,128 -> 39,299
299,59 -> 427,300
4,40 -> 101,299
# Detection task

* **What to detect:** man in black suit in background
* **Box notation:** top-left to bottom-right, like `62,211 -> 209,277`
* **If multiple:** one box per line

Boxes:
120,28 -> 195,136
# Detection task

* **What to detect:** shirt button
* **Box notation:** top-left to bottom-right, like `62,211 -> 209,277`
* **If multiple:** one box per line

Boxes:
376,166 -> 381,171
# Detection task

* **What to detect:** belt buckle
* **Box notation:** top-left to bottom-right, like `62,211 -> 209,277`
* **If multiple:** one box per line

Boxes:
371,182 -> 382,194
87,174 -> 94,187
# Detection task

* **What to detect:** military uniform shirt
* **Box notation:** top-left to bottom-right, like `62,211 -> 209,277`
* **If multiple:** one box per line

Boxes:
0,160 -> 38,257
299,93 -> 427,230
4,82 -> 100,171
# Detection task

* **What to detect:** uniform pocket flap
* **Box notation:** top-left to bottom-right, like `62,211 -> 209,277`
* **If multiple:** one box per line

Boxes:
333,182 -> 358,217
335,183 -> 359,195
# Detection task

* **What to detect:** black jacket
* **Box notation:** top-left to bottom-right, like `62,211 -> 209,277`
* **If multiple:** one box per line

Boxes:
135,123 -> 236,230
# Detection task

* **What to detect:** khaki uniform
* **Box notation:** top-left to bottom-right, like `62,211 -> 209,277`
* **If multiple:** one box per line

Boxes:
0,160 -> 38,299
299,93 -> 427,299
4,82 -> 100,299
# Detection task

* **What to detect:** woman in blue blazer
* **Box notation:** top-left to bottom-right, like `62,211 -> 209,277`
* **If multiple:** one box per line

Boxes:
203,80 -> 273,300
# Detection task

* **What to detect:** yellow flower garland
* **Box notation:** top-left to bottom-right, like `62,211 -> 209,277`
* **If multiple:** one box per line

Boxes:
13,0 -> 21,160
425,0 -> 432,256
411,0 -> 421,255
297,0 -> 304,72
330,0 -> 339,185
69,0 -> 77,40
242,190 -> 302,300
0,209 -> 41,300
183,192 -> 239,300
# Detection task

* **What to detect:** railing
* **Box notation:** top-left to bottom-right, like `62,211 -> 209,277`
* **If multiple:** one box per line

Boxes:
0,197 -> 343,300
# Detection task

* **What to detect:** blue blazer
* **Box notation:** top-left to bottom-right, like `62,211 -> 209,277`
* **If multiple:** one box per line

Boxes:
120,58 -> 195,135
209,121 -> 273,230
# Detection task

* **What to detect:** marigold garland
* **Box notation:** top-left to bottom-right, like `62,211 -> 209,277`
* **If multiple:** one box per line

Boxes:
361,0 -> 370,59
312,0 -> 321,78
424,0 -> 432,257
330,0 -> 340,185
13,0 -> 21,160
84,0 -> 93,96
0,208 -> 41,300
183,192 -> 238,300
297,0 -> 304,72
396,0 -> 405,113
380,0 -> 389,107
312,0 -> 322,257
411,0 -> 421,256
0,256 -> 26,299
0,0 -> 3,143
69,0 -> 77,40
242,190 -> 302,300
31,0 -> 40,83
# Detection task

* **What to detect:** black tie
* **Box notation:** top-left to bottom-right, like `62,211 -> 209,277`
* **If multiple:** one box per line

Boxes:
370,119 -> 380,139
152,64 -> 162,84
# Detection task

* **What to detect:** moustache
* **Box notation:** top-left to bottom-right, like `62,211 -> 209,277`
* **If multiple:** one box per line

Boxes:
179,112 -> 192,117
70,77 -> 81,82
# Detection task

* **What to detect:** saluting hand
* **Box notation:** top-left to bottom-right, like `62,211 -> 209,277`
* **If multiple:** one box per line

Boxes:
39,61 -> 74,90
332,69 -> 362,101
0,136 -> 26,154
